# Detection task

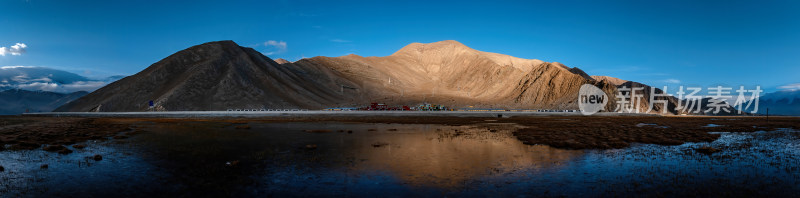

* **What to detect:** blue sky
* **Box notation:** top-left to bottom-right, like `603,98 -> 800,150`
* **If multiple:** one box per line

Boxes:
1,0 -> 799,93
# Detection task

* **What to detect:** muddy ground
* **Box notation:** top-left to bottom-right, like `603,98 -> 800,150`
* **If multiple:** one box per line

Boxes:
1,115 -> 798,152
0,117 -> 131,152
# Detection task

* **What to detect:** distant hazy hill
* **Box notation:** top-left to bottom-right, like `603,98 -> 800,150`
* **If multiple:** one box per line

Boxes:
0,89 -> 87,115
0,66 -> 125,93
758,90 -> 800,116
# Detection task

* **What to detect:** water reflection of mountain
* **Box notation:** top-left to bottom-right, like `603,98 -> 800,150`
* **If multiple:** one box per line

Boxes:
133,122 -> 584,189
339,124 -> 585,187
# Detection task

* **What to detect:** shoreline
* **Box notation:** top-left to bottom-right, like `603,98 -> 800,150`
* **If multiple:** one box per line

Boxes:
2,114 -> 798,150
24,110 -> 691,118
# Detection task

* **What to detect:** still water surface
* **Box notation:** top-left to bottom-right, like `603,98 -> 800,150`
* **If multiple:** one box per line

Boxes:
1,122 -> 799,197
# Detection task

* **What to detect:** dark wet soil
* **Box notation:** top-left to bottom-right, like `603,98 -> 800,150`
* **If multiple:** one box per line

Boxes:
225,115 -> 798,149
0,117 -> 131,151
511,116 -> 800,149
1,115 -> 798,151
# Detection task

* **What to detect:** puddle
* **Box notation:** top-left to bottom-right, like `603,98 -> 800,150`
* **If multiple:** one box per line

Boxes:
636,123 -> 669,128
636,123 -> 657,127
0,140 -> 170,196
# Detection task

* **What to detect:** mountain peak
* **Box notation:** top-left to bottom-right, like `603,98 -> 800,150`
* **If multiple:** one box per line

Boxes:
203,40 -> 238,46
591,76 -> 628,86
180,40 -> 242,54
429,40 -> 468,47
391,40 -> 473,57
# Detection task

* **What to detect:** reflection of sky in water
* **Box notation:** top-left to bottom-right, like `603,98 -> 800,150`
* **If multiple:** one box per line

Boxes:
469,129 -> 800,197
1,122 -> 799,196
0,140 -> 170,196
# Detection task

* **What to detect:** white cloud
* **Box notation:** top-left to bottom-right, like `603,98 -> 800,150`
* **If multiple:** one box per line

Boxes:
262,40 -> 287,55
61,81 -> 107,92
662,79 -> 681,84
32,77 -> 53,82
17,82 -> 59,92
778,83 -> 800,91
11,74 -> 30,83
330,39 -> 351,43
0,43 -> 28,56
13,81 -> 108,93
1,66 -> 34,69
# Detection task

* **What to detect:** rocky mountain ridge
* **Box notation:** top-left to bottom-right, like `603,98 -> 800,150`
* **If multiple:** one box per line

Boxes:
56,40 -> 688,114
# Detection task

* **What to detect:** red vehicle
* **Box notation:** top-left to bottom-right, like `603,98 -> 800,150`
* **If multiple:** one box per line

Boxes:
364,103 -> 411,111
369,103 -> 388,110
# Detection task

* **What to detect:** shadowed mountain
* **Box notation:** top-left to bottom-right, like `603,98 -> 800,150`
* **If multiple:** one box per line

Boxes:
604,80 -> 741,115
56,40 -> 357,112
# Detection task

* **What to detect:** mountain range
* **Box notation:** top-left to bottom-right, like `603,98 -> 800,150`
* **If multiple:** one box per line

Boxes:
51,40 -> 796,115
0,66 -> 125,115
54,40 -> 623,112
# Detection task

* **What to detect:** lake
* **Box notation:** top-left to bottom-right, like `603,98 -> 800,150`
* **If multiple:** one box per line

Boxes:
1,121 -> 799,197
